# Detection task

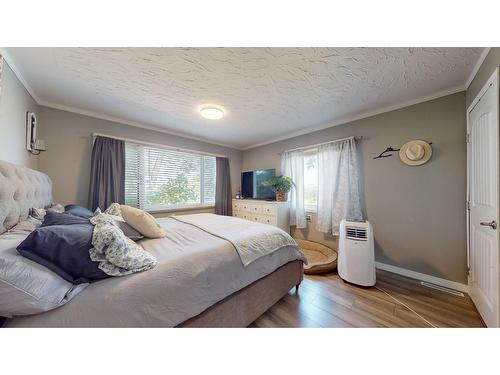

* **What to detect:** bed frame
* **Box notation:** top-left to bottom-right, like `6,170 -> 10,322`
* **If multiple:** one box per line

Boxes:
1,160 -> 303,328
178,260 -> 303,327
2,261 -> 302,328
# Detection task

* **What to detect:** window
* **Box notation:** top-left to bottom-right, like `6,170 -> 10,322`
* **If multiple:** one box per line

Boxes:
125,143 -> 216,211
304,148 -> 318,212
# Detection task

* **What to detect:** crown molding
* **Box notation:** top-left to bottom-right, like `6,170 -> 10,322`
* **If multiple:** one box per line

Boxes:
1,46 -> 242,150
242,85 -> 465,150
37,99 -> 243,150
3,47 -> 476,151
0,47 -> 41,103
465,47 -> 491,89
40,85 -> 466,151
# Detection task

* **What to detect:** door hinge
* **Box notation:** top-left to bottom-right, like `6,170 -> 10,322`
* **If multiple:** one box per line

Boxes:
466,201 -> 471,210
466,133 -> 471,144
467,266 -> 471,276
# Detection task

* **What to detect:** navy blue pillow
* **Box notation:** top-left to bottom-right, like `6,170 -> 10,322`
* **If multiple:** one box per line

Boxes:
17,223 -> 110,284
64,204 -> 94,219
42,211 -> 90,227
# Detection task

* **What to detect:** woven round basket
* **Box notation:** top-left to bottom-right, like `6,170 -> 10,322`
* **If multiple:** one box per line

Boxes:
296,239 -> 338,275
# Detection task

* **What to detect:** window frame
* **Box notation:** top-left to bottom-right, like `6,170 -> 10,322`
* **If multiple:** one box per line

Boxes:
125,142 -> 217,212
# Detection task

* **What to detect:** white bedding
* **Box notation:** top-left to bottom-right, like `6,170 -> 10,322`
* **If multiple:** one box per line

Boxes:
6,215 -> 305,327
172,213 -> 298,266
0,220 -> 87,318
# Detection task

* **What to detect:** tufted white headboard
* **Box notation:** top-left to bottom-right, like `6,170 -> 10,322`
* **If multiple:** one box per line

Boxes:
0,160 -> 53,234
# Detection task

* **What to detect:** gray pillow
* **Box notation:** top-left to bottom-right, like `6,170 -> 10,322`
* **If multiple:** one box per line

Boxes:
0,232 -> 87,318
108,215 -> 144,241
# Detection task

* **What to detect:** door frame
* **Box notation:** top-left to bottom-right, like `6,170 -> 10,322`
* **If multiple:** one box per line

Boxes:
466,67 -> 500,326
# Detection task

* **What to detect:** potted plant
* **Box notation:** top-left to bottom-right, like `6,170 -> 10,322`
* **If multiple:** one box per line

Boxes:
264,175 -> 294,202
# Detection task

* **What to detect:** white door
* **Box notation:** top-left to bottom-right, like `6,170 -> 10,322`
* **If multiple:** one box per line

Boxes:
468,68 -> 499,327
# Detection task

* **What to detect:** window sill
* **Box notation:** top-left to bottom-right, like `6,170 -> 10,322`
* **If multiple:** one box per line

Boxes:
305,205 -> 317,214
146,205 -> 215,214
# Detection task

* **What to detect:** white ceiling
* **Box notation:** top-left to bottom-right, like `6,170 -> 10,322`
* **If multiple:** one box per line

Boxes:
6,47 -> 483,149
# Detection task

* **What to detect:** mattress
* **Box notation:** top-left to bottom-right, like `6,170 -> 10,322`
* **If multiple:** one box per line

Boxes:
6,217 -> 305,327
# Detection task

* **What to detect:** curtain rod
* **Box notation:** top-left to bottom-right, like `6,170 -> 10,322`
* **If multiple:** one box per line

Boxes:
92,133 -> 228,158
281,136 -> 363,154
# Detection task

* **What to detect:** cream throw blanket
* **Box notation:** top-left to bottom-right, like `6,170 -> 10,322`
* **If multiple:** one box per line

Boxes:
172,213 -> 299,266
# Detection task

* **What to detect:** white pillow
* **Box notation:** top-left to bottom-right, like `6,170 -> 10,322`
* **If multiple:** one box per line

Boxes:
120,205 -> 166,239
47,203 -> 65,213
7,217 -> 41,235
0,232 -> 86,318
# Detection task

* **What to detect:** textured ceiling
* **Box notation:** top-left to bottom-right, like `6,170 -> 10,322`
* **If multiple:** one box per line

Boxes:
7,47 -> 482,149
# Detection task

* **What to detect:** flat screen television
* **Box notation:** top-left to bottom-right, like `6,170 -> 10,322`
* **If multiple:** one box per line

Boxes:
241,169 -> 276,200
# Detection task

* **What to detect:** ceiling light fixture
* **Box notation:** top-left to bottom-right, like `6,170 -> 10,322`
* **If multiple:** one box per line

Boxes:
199,105 -> 225,120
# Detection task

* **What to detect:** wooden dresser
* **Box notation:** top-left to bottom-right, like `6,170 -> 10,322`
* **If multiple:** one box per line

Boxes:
232,199 -> 290,233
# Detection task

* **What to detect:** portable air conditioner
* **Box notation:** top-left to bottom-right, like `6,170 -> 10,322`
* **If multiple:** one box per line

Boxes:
338,219 -> 376,286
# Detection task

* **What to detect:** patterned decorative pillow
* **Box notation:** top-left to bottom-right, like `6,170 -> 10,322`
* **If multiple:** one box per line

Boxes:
104,203 -> 122,217
120,205 -> 167,239
30,207 -> 47,221
89,213 -> 157,276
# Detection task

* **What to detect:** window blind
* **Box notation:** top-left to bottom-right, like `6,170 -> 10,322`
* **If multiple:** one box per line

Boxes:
125,143 -> 216,210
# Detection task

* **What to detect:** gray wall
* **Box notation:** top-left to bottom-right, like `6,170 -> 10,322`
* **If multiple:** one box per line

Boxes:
38,106 -> 242,210
467,48 -> 500,108
0,61 -> 39,169
242,92 -> 468,283
3,50 -> 477,284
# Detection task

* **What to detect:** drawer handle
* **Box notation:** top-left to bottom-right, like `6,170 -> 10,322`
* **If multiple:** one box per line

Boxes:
480,220 -> 497,229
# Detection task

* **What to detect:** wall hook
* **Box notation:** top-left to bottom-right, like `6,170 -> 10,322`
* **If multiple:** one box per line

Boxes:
373,146 -> 400,159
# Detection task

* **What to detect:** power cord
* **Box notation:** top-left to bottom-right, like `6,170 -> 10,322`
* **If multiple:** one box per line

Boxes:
374,285 -> 438,328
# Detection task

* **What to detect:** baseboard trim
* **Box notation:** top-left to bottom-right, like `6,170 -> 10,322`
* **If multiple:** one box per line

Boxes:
375,262 -> 469,294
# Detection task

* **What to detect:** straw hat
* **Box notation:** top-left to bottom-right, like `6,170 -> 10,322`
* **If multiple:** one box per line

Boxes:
399,140 -> 432,166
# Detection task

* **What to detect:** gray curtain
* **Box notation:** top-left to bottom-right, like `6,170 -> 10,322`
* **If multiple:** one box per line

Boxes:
89,136 -> 125,211
215,157 -> 232,216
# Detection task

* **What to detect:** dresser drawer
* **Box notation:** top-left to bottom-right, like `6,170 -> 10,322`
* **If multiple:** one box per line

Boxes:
258,215 -> 277,226
232,199 -> 288,233
262,204 -> 277,216
247,203 -> 262,214
237,202 -> 251,212
233,211 -> 250,220
248,214 -> 276,225
232,201 -> 243,211
249,215 -> 261,223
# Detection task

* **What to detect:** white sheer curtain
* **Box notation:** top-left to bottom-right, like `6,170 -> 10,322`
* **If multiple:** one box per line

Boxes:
316,137 -> 362,234
282,149 -> 307,229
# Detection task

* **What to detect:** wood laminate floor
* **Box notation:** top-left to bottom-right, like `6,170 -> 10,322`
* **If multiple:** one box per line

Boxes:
250,270 -> 485,328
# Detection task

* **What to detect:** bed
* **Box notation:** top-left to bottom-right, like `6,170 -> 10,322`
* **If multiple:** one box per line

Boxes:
0,160 -> 304,327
